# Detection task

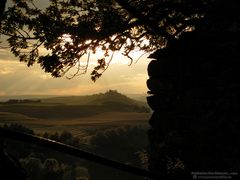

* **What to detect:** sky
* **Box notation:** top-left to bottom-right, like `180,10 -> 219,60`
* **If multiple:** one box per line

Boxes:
0,0 -> 152,96
0,43 -> 151,96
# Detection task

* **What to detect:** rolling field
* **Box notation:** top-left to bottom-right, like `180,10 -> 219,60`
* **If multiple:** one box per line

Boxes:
0,91 -> 151,139
0,109 -> 151,138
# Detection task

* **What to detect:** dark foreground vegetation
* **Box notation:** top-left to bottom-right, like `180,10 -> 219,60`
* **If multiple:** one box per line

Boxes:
0,123 -> 148,180
0,92 -> 150,179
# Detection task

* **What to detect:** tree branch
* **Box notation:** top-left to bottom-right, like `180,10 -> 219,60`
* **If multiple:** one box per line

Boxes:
1,32 -> 40,40
0,0 -> 7,20
114,0 -> 175,43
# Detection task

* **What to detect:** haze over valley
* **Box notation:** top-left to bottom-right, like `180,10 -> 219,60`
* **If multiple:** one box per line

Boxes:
0,90 -> 151,136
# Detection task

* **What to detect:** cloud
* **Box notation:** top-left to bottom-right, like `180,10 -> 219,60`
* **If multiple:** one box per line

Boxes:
0,49 -> 17,61
0,90 -> 6,96
0,59 -> 150,96
0,67 -> 14,75
0,44 -> 151,96
42,64 -> 150,95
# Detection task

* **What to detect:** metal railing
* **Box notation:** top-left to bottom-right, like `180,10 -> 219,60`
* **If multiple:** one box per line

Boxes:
0,128 -> 157,179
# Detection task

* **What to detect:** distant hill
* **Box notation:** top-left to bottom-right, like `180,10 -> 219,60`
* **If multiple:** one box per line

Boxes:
0,95 -> 57,102
42,90 -> 147,107
0,91 -> 148,105
0,90 -> 150,119
127,94 -> 148,103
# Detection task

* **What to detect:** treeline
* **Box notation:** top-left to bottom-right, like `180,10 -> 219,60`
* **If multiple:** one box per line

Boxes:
42,131 -> 81,148
2,99 -> 41,104
0,124 -> 148,180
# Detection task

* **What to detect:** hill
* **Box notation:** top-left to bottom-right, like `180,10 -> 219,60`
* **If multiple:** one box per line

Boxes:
42,90 -> 147,107
127,93 -> 148,103
0,90 -> 150,120
0,95 -> 56,102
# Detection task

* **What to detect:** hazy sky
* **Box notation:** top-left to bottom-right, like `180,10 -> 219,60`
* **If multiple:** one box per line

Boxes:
0,0 -> 152,96
0,47 -> 151,96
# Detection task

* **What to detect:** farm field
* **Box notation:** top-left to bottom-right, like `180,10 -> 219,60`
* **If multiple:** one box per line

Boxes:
0,111 -> 150,137
0,91 -> 151,138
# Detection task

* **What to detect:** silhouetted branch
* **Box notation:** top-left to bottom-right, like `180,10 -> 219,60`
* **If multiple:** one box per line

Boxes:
0,32 -> 40,40
114,0 -> 175,43
0,0 -> 7,20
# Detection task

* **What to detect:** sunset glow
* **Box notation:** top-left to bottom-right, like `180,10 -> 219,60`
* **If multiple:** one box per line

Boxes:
0,0 -> 151,97
0,46 -> 150,96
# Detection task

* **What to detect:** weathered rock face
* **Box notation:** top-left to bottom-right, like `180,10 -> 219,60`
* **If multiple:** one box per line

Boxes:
147,1 -> 240,179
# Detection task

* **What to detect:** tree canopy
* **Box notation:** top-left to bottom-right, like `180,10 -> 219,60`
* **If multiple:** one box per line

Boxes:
0,0 -> 213,81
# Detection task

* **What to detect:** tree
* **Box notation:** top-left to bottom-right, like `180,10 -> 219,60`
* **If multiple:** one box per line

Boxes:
21,157 -> 43,180
0,0 -> 7,18
0,0 -> 206,81
42,158 -> 62,180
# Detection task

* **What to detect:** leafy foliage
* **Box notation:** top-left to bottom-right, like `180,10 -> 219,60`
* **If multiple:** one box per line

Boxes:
0,0 -> 207,80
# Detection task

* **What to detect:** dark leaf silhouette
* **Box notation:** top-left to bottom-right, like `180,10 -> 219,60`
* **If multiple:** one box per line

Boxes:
0,0 -> 207,80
